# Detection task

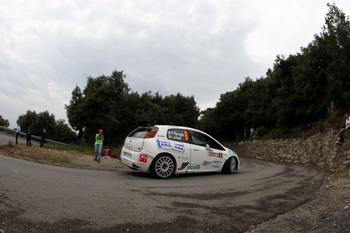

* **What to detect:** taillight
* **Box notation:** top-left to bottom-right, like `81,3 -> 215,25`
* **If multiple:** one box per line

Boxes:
144,127 -> 159,139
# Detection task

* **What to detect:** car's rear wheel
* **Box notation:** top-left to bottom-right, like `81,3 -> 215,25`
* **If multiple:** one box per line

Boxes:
150,154 -> 175,179
222,157 -> 237,174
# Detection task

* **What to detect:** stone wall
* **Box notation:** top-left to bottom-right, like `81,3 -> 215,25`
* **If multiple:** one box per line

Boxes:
225,129 -> 350,174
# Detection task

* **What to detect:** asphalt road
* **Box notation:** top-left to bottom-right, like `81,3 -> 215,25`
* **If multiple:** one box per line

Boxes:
0,132 -> 326,233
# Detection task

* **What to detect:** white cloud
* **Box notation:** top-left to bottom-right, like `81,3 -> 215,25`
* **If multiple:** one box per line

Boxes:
1,0 -> 350,128
244,0 -> 329,71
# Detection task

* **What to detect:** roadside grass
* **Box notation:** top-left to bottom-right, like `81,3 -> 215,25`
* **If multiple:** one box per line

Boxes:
0,141 -> 126,169
46,143 -> 123,157
14,144 -> 86,165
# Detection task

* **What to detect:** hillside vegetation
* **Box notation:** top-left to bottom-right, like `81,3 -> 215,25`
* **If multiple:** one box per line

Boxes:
198,3 -> 350,140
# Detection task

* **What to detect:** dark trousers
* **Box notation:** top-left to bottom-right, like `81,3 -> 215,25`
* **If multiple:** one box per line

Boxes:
40,138 -> 45,147
26,136 -> 31,146
338,128 -> 348,143
16,133 -> 19,144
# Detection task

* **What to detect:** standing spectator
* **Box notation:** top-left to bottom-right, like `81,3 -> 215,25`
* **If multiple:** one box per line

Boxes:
94,129 -> 104,162
243,127 -> 247,138
336,113 -> 350,145
15,125 -> 21,145
40,129 -> 47,147
253,129 -> 258,138
26,127 -> 32,147
250,127 -> 254,138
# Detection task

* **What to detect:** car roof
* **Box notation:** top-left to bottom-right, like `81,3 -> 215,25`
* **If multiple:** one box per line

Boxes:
154,125 -> 203,133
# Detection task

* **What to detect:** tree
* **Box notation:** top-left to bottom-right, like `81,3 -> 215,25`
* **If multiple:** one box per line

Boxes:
0,115 -> 9,128
55,119 -> 77,143
17,110 -> 39,133
66,70 -> 201,145
320,3 -> 350,112
37,111 -> 56,137
163,93 -> 200,127
65,86 -> 86,143
17,110 -> 76,143
199,3 -> 350,139
66,70 -> 130,145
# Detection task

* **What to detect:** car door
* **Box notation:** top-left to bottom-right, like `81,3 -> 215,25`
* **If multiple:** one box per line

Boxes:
166,128 -> 192,172
188,131 -> 224,172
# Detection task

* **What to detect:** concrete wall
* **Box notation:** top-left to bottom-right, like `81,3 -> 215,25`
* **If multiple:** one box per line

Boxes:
225,129 -> 350,174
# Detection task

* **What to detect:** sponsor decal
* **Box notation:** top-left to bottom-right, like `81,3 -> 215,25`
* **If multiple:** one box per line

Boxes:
227,149 -> 235,154
178,156 -> 189,161
208,152 -> 223,158
174,143 -> 184,152
168,130 -> 184,141
157,139 -> 185,152
203,160 -> 212,166
157,140 -> 171,149
184,130 -> 189,141
139,154 -> 148,163
187,165 -> 200,170
178,162 -> 189,170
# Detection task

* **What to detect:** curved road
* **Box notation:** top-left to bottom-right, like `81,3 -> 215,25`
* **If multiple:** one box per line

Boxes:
0,148 -> 325,233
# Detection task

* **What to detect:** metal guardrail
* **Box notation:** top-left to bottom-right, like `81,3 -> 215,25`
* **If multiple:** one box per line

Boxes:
0,126 -> 67,145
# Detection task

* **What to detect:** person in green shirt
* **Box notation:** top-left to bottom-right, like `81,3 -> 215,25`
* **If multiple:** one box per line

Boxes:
94,129 -> 104,162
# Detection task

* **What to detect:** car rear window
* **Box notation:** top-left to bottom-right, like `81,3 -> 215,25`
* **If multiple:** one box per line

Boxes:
128,127 -> 155,138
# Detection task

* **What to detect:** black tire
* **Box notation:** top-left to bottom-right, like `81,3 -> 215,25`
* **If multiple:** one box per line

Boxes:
150,154 -> 176,179
222,157 -> 237,174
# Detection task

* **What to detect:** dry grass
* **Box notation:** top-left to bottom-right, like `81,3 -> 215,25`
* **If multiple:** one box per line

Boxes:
0,143 -> 129,170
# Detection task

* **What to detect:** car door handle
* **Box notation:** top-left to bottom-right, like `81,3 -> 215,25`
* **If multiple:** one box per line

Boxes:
193,149 -> 199,151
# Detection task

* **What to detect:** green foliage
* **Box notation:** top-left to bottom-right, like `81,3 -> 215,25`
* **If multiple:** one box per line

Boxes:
17,110 -> 76,143
256,126 -> 268,137
65,71 -> 200,146
0,115 -> 10,128
65,86 -> 85,143
198,3 -> 350,140
55,119 -> 77,143
163,93 -> 199,127
321,3 -> 350,110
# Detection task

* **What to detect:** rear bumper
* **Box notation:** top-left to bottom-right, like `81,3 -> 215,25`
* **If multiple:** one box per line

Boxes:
120,148 -> 150,172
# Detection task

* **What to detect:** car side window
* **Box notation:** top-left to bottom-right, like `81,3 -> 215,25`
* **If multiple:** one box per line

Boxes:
167,129 -> 189,142
189,131 -> 206,147
201,133 -> 225,150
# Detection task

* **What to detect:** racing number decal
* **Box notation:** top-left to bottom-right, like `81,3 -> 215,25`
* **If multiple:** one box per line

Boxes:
139,154 -> 148,163
184,130 -> 189,141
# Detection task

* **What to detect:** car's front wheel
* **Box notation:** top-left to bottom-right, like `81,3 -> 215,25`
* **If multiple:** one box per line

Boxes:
222,157 -> 237,174
150,154 -> 175,179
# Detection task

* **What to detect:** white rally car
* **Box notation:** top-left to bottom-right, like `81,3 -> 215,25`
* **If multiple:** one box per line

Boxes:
120,125 -> 240,179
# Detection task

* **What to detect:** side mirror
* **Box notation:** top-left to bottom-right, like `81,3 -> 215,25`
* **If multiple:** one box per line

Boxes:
206,144 -> 212,151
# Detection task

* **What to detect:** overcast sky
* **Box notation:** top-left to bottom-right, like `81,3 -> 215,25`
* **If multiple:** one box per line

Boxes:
1,0 -> 350,128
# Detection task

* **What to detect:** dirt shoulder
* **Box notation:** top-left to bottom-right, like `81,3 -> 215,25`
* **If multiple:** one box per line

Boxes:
0,143 -> 129,170
246,173 -> 350,232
